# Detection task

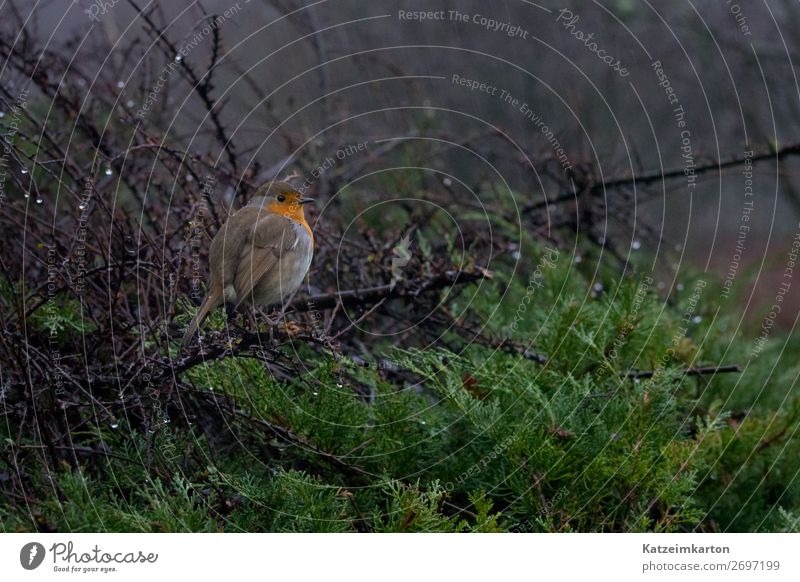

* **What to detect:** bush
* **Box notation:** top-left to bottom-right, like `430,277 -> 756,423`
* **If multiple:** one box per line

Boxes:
5,243 -> 798,533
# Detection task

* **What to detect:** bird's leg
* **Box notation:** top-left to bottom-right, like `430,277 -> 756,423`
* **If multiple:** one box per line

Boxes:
253,305 -> 278,328
273,290 -> 311,338
274,288 -> 300,325
243,304 -> 262,330
246,306 -> 280,344
225,301 -> 236,321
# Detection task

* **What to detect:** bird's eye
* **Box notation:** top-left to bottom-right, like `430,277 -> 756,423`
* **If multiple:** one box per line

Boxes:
277,194 -> 286,203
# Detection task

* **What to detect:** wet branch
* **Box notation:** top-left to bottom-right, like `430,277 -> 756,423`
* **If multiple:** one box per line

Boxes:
288,268 -> 492,312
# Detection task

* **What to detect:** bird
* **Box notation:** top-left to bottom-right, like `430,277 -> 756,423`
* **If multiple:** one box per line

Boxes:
182,180 -> 314,344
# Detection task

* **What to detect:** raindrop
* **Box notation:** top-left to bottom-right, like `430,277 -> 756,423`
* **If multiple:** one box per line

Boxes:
126,100 -> 134,108
78,78 -> 86,87
657,281 -> 666,290
574,255 -> 583,263
420,420 -> 427,425
511,250 -> 521,260
79,202 -> 87,210
312,391 -> 319,396
175,54 -> 183,62
632,240 -> 641,250
185,174 -> 193,182
593,282 -> 604,292
35,197 -> 43,204
442,177 -> 452,187
336,383 -> 343,389
104,166 -> 112,176
692,315 -> 702,324
676,283 -> 685,291
674,243 -> 682,251
20,168 -> 28,174
111,423 -> 119,429
116,80 -> 124,89
0,111 -> 4,118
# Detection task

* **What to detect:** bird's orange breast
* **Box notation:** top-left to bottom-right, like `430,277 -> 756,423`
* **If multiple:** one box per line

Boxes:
266,202 -> 313,242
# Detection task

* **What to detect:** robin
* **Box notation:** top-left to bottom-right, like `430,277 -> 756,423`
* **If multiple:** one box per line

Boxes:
182,181 -> 314,344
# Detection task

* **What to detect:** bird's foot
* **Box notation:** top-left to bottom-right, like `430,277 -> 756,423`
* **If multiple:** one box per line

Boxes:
251,308 -> 308,339
255,310 -> 279,330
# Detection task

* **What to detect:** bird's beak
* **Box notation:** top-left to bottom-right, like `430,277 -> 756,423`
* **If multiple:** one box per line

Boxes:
299,197 -> 314,205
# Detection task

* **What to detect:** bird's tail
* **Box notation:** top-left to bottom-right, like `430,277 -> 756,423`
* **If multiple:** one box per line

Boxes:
182,291 -> 221,345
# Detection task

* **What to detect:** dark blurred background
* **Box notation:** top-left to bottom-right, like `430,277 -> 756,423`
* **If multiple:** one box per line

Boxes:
3,0 -> 800,325
16,0 -> 795,323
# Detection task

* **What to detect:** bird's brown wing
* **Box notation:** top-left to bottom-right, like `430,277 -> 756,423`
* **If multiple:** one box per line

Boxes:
233,213 -> 297,307
211,207 -> 256,289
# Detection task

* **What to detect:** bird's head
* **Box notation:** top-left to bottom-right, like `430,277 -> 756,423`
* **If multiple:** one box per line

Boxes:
249,181 -> 314,222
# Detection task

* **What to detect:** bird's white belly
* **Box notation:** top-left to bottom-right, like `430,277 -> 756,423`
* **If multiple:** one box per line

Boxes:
251,221 -> 313,306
